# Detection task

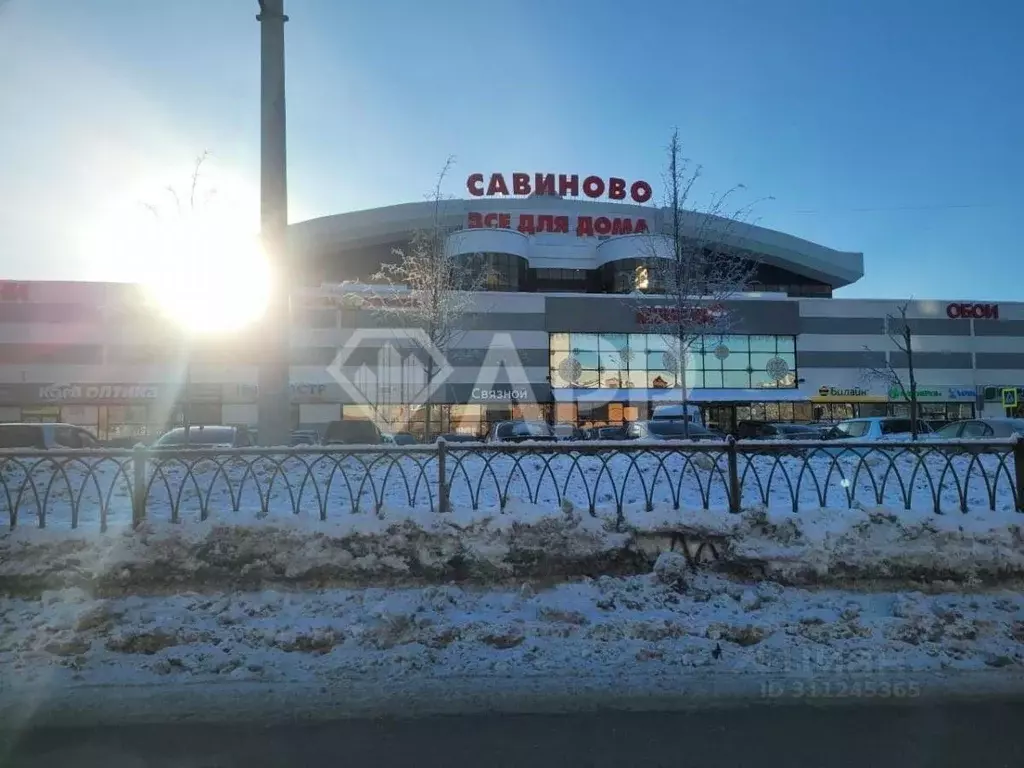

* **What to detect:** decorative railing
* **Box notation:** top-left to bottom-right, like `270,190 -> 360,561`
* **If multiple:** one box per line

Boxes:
1,439 -> 1021,531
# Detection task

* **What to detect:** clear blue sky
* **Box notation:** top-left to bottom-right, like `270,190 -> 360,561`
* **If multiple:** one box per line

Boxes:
1,0 -> 1021,299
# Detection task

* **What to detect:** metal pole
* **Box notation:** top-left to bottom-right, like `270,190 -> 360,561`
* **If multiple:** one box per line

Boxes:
256,0 -> 292,446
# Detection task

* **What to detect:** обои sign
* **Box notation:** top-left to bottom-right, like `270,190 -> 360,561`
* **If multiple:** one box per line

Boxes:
946,302 -> 999,320
467,173 -> 652,203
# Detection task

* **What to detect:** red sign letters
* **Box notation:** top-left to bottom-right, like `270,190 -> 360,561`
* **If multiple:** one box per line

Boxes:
946,302 -> 999,320
467,173 -> 652,204
467,212 -> 648,238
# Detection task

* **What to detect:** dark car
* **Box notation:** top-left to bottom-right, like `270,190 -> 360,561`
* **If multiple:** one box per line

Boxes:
736,422 -> 826,440
322,419 -> 382,445
625,420 -> 725,441
486,421 -> 556,443
586,425 -> 629,441
391,432 -> 419,446
153,425 -> 251,448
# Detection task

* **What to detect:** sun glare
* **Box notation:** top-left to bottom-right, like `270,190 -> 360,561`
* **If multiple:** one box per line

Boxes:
143,218 -> 272,335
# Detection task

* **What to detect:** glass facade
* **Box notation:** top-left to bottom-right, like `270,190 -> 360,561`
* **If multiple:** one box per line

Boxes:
457,252 -> 528,291
599,259 -> 667,294
549,332 -> 798,389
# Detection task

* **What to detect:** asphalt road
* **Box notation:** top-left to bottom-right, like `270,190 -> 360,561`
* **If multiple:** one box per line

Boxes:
3,698 -> 1024,768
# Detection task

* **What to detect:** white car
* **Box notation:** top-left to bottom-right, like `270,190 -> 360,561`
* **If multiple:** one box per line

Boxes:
832,417 -> 932,441
0,423 -> 101,450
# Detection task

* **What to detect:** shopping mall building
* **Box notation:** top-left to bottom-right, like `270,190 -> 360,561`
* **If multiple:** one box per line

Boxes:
0,170 -> 1021,440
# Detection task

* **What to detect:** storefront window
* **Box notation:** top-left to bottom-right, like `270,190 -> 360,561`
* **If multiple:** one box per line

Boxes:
549,332 -> 798,389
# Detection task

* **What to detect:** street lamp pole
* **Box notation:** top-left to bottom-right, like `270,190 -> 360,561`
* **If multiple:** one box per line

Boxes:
256,0 -> 292,446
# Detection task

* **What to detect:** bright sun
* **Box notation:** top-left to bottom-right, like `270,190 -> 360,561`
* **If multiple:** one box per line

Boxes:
84,158 -> 272,335
143,218 -> 272,334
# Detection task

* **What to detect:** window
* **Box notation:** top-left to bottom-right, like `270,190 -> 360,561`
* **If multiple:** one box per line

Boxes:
600,258 -> 667,294
457,252 -> 527,291
548,332 -> 798,389
534,268 -> 588,292
936,422 -> 963,439
961,421 -> 993,438
836,421 -> 870,437
0,425 -> 46,448
54,426 -> 84,448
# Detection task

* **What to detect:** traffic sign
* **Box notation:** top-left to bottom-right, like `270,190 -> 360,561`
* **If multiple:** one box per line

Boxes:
1001,388 -> 1018,408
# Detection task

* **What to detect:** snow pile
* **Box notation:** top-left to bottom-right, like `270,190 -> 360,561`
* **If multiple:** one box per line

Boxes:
0,506 -> 640,593
725,505 -> 1024,584
3,502 -> 1024,593
4,565 -> 1024,696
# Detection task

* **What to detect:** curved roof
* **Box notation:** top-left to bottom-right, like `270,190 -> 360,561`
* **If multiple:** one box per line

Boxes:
288,197 -> 864,288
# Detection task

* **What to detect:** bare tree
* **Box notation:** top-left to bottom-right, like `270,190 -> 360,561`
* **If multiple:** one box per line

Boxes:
638,129 -> 766,435
139,152 -> 216,445
371,158 -> 488,439
861,300 -> 920,439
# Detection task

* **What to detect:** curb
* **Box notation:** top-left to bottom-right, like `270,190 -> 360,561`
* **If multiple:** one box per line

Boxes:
4,670 -> 1024,727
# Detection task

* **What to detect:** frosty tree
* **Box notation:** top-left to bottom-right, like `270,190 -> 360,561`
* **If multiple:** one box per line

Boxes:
372,158 -> 488,439
862,300 -> 921,439
637,130 -> 764,436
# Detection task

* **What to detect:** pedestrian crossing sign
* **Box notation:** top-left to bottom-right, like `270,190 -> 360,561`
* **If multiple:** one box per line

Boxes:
1002,388 -> 1018,408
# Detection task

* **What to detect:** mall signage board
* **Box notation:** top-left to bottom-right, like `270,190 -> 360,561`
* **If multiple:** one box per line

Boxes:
812,385 -> 886,403
946,302 -> 999,319
37,384 -> 161,402
886,385 -> 977,402
466,173 -> 652,203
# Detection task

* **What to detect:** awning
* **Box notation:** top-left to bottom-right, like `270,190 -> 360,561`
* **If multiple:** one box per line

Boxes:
553,388 -> 808,403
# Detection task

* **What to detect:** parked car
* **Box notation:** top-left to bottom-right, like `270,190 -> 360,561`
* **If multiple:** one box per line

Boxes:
625,420 -> 725,442
153,425 -> 252,449
832,417 -> 933,441
0,423 -> 101,449
384,432 -> 418,446
290,429 -> 320,445
651,404 -> 704,425
933,418 -> 1024,440
486,421 -> 556,443
585,425 -> 629,441
736,422 -> 826,440
552,424 -> 587,441
322,419 -> 382,445
435,433 -> 482,443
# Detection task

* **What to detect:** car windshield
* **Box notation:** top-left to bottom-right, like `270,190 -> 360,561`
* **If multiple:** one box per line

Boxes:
514,422 -> 552,437
156,427 -> 236,446
835,421 -> 870,437
646,420 -> 708,437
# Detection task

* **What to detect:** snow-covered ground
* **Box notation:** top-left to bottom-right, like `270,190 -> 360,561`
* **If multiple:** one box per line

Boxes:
3,502 -> 1024,593
0,441 -> 1019,531
3,560 -> 1024,704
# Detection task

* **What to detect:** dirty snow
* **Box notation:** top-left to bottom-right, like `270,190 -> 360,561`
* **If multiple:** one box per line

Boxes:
3,503 -> 1024,591
3,563 -> 1024,699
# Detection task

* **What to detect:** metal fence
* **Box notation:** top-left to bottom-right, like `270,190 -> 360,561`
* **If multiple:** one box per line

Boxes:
1,438 -> 1022,531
